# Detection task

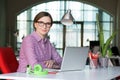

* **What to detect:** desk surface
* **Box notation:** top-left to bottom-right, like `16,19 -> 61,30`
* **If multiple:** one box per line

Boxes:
0,66 -> 120,80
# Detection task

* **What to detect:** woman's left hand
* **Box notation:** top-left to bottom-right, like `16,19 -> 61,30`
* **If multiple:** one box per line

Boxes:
44,60 -> 55,68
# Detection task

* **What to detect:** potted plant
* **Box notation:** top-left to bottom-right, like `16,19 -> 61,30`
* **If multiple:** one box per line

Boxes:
96,13 -> 117,68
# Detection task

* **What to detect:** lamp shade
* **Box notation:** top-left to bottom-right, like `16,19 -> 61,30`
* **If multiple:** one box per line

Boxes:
61,9 -> 74,26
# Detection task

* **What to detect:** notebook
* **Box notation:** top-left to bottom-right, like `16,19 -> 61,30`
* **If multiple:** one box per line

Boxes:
47,47 -> 89,72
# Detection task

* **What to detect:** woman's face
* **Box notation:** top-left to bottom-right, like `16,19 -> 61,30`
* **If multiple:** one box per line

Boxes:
34,16 -> 52,38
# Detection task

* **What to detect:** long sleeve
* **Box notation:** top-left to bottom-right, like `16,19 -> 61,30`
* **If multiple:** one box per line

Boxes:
17,36 -> 46,72
50,44 -> 62,66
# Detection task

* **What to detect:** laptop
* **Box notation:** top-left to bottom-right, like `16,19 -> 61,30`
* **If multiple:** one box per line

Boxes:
47,47 -> 89,72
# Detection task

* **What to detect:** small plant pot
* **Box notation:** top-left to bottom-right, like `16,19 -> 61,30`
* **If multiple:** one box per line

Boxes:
99,57 -> 109,68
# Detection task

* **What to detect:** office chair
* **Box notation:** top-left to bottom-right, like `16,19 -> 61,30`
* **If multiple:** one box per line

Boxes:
111,46 -> 120,56
0,47 -> 19,74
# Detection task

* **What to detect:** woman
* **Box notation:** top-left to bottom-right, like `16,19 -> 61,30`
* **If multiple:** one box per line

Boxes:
17,12 -> 62,72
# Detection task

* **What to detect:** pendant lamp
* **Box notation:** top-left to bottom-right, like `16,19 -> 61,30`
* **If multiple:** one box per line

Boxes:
61,9 -> 74,26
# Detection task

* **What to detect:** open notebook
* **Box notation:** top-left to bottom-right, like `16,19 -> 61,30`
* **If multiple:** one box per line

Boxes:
47,47 -> 89,72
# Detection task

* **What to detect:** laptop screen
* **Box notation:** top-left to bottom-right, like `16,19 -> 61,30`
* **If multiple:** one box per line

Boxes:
60,47 -> 89,71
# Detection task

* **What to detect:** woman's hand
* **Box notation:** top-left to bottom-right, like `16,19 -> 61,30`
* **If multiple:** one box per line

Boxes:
44,60 -> 55,68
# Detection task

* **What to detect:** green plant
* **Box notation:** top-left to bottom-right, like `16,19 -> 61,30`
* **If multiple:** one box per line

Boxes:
96,13 -> 117,57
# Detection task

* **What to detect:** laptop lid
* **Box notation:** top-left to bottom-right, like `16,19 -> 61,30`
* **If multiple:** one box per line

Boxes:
60,47 -> 89,71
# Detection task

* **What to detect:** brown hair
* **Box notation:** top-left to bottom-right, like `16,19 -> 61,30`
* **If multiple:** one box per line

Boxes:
33,11 -> 53,30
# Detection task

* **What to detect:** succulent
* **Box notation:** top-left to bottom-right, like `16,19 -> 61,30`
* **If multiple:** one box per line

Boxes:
96,13 -> 117,58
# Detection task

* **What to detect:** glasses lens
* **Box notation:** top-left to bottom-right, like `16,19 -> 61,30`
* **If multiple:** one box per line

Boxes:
38,22 -> 44,26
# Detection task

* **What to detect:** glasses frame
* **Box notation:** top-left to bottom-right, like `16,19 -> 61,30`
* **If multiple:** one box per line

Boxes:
37,21 -> 52,28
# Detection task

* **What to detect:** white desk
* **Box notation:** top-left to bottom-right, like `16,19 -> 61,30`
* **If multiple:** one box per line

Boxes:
0,66 -> 120,80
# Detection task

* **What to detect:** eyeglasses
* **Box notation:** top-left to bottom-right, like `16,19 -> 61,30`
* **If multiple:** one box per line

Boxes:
37,21 -> 52,28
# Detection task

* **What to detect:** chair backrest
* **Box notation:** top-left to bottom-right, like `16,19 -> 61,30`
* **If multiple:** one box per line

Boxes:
111,46 -> 120,56
0,47 -> 19,74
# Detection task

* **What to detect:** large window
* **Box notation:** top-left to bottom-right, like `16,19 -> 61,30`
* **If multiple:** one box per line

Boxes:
17,1 -> 113,56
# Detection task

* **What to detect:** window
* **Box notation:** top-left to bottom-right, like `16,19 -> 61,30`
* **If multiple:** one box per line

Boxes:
17,1 -> 113,56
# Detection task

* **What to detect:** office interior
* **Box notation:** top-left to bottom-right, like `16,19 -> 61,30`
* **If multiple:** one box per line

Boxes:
0,0 -> 120,57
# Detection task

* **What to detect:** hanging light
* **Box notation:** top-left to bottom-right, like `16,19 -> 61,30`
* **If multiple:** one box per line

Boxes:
61,9 -> 74,26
